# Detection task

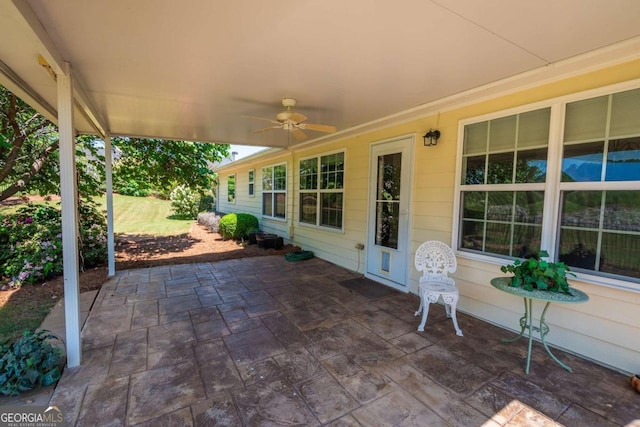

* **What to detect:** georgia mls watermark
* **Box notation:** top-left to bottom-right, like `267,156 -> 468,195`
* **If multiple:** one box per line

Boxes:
0,406 -> 64,427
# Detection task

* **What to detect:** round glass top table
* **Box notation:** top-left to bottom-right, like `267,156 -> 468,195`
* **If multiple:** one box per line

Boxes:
490,277 -> 589,374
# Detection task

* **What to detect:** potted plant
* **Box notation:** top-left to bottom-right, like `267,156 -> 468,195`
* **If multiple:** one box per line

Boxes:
500,250 -> 576,294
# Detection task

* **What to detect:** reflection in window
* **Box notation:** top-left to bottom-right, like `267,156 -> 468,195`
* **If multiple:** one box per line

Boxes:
559,190 -> 640,279
262,164 -> 286,219
563,88 -> 640,183
562,142 -> 605,182
460,107 -> 549,258
606,137 -> 640,181
460,191 -> 543,258
321,193 -> 343,228
462,108 -> 550,186
375,153 -> 402,249
227,175 -> 235,203
299,152 -> 344,229
248,170 -> 254,197
459,88 -> 640,284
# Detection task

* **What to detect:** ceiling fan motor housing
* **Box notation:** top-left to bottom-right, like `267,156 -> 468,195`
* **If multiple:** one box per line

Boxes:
281,98 -> 296,108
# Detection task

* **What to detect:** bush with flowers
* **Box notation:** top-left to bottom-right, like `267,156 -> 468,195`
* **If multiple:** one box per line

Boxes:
169,185 -> 200,219
0,200 -> 107,289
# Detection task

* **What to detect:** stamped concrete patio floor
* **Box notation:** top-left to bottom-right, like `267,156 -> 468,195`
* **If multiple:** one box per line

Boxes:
50,256 -> 639,426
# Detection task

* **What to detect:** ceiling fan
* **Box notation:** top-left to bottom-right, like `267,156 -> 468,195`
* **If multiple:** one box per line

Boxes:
250,98 -> 337,141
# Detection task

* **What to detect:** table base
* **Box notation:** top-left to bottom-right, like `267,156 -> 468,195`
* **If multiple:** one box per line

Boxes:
502,297 -> 572,374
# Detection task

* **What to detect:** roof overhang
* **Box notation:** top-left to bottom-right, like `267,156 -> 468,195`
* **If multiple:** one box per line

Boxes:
2,1 -> 640,149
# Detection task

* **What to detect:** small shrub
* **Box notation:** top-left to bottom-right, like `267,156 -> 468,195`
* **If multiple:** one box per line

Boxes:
170,185 -> 200,219
0,330 -> 63,396
198,194 -> 215,212
114,179 -> 150,197
197,211 -> 221,233
218,213 -> 259,240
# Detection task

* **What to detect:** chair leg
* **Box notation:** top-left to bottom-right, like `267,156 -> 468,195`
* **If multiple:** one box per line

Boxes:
450,302 -> 463,337
414,297 -> 423,317
444,302 -> 451,318
418,297 -> 430,332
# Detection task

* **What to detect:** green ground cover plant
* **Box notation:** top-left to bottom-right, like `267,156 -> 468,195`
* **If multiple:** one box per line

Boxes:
0,329 -> 63,396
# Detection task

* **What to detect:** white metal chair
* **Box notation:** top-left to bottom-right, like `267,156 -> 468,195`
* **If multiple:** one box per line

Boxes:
414,240 -> 463,336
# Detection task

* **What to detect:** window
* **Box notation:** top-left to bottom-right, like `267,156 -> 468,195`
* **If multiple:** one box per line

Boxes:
227,174 -> 235,203
299,152 -> 344,229
262,164 -> 286,219
558,88 -> 640,280
460,108 -> 550,259
248,169 -> 255,197
457,86 -> 640,284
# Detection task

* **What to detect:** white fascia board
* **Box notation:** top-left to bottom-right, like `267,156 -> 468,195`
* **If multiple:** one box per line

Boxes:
10,0 -> 109,138
0,59 -> 57,122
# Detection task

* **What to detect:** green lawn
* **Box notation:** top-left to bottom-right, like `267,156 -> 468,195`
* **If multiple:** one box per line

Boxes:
0,194 -> 194,236
95,194 -> 194,236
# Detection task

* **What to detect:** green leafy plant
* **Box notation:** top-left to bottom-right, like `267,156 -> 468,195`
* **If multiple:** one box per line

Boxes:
113,178 -> 151,197
0,330 -> 63,396
218,213 -> 259,240
500,250 -> 576,294
198,194 -> 215,212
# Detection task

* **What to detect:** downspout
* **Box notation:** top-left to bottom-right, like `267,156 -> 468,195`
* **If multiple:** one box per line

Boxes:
289,149 -> 295,239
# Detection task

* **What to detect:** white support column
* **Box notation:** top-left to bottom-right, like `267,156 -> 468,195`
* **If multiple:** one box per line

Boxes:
58,63 -> 81,368
104,134 -> 115,276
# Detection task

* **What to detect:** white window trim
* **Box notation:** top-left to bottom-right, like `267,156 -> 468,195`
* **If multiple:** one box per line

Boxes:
262,162 -> 287,220
297,150 -> 346,231
453,79 -> 640,292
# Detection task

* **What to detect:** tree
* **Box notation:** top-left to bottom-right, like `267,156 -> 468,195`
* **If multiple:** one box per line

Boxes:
0,85 -> 104,201
111,137 -> 229,197
1,84 -> 229,201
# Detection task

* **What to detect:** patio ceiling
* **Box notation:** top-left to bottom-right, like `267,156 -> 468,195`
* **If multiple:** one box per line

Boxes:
2,1 -> 640,148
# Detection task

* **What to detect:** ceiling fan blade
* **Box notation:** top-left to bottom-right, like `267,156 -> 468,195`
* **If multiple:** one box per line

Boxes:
291,128 -> 308,141
301,123 -> 337,133
253,125 -> 281,134
289,112 -> 308,123
243,115 -> 280,124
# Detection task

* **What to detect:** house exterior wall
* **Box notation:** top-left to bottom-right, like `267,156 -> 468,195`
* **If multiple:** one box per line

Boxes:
215,58 -> 640,374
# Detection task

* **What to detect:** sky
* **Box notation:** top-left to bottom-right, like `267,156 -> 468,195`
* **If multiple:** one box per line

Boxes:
229,144 -> 268,160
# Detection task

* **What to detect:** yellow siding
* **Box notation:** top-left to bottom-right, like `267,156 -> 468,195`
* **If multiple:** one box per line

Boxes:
216,58 -> 640,373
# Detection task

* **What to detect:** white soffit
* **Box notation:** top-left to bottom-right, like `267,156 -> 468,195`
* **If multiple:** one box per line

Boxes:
1,0 -> 639,148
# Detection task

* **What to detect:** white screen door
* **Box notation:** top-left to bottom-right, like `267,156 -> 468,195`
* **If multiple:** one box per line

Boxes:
365,137 -> 413,289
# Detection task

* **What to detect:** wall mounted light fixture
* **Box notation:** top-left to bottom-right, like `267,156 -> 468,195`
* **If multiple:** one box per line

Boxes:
423,129 -> 441,146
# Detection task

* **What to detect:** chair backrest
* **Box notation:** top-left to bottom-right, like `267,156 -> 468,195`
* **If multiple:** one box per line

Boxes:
414,240 -> 457,285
